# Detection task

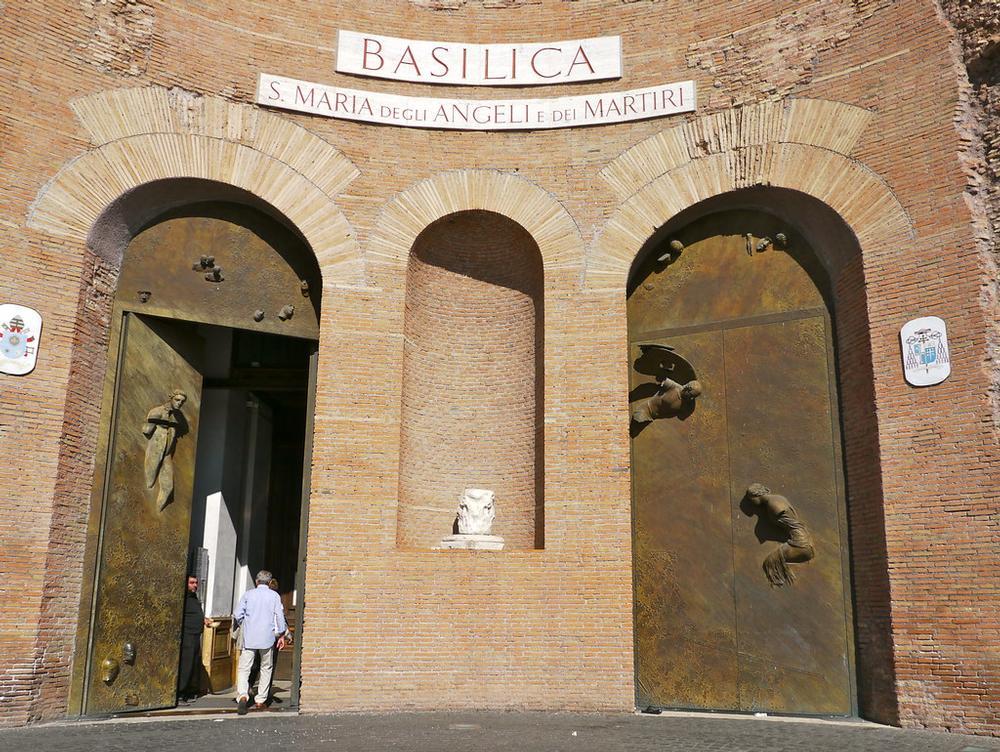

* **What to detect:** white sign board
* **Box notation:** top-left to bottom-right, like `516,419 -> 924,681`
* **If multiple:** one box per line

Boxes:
900,315 -> 951,386
337,31 -> 621,87
0,304 -> 42,376
257,73 -> 695,131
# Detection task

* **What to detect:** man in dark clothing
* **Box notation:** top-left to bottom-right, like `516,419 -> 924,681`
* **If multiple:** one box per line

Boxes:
177,574 -> 210,702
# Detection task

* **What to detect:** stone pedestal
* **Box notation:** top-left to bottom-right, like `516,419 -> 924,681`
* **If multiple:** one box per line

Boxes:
439,534 -> 505,551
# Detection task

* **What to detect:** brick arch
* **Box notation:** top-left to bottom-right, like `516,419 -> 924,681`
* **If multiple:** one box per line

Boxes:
28,86 -> 362,285
369,169 -> 584,278
23,87 -> 362,723
602,99 -> 914,724
587,98 -> 915,289
372,170 -> 582,553
397,211 -> 545,550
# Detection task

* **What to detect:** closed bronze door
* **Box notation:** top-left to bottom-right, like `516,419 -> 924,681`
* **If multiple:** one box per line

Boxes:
630,211 -> 854,715
83,312 -> 203,714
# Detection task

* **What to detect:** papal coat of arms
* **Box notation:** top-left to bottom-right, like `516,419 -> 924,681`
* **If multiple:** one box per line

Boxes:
900,315 -> 950,387
0,304 -> 42,376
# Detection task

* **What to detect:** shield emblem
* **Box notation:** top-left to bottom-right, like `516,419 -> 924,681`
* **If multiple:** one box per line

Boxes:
901,317 -> 950,387
0,304 -> 42,376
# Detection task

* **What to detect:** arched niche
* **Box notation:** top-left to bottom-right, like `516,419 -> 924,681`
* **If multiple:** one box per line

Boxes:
396,210 -> 545,550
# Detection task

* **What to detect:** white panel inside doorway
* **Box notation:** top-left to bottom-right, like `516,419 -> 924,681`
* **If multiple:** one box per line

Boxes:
234,395 -> 273,609
203,491 -> 237,617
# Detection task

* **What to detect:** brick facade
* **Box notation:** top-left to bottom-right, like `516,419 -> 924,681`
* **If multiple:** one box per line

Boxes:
0,0 -> 997,737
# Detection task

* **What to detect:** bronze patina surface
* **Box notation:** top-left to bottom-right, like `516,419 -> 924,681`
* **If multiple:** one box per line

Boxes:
84,313 -> 203,714
73,205 -> 322,715
117,203 -> 321,341
632,329 -> 738,710
629,210 -> 854,715
726,318 -> 852,714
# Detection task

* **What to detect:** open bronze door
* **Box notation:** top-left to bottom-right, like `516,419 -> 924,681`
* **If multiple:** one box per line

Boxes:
629,210 -> 855,715
82,312 -> 203,714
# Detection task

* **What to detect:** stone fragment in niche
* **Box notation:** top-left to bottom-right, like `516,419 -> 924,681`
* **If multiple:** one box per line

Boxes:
439,488 -> 505,550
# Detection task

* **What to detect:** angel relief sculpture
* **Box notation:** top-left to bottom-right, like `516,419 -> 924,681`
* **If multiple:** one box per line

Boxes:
629,343 -> 701,435
143,390 -> 187,511
744,483 -> 816,588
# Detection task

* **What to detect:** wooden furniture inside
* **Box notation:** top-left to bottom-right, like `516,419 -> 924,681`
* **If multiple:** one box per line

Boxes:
201,616 -> 235,694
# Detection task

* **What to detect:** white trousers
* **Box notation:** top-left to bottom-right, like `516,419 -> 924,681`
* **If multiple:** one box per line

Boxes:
236,646 -> 274,705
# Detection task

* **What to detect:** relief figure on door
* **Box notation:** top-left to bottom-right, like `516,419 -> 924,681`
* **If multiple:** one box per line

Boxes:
630,343 -> 702,434
143,389 -> 188,511
629,208 -> 853,715
743,483 -> 816,588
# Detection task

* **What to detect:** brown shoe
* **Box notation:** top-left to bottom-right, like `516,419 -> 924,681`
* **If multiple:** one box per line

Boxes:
253,702 -> 268,710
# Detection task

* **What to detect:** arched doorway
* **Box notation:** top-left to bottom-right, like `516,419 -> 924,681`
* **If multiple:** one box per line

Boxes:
76,201 -> 321,715
629,205 -> 855,715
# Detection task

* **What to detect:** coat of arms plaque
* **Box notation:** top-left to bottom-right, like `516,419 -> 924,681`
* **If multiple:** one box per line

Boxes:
901,315 -> 950,387
0,304 -> 42,376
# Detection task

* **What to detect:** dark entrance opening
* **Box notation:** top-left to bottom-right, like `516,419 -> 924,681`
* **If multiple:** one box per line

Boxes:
74,200 -> 321,717
182,326 -> 314,711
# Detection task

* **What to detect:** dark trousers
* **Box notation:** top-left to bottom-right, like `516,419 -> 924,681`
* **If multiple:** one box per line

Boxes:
177,636 -> 201,696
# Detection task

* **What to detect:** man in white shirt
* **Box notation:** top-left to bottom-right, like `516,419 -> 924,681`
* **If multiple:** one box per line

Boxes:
234,569 -> 287,714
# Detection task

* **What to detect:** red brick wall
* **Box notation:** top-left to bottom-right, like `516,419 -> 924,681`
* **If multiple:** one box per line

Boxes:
833,249 -> 899,724
799,1 -> 1000,735
305,278 -> 633,711
0,0 -> 996,736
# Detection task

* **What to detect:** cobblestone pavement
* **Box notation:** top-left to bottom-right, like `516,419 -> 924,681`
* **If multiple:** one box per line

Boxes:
2,711 -> 999,752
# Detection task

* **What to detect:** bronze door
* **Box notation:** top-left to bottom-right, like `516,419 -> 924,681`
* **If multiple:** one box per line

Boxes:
630,211 -> 854,715
83,312 -> 203,714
